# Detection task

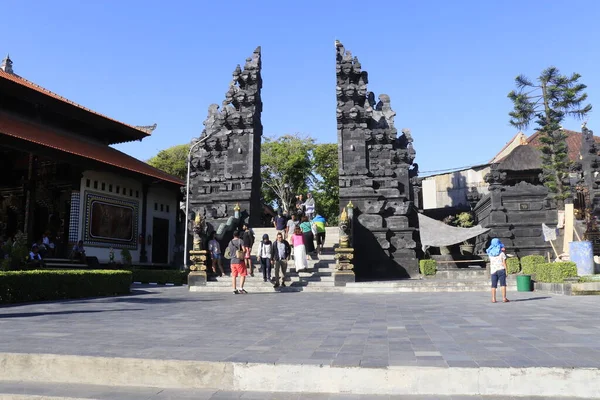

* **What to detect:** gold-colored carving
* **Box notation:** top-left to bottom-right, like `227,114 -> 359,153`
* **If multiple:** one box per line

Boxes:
234,203 -> 241,211
334,247 -> 354,271
340,207 -> 348,222
189,250 -> 209,271
346,201 -> 354,209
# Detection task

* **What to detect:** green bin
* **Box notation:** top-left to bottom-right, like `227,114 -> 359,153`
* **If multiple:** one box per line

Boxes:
516,275 -> 532,292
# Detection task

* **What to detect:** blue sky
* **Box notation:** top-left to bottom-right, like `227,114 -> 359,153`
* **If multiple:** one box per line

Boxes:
3,0 -> 600,174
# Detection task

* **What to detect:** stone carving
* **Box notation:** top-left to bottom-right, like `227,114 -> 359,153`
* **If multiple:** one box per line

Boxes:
189,212 -> 208,272
187,47 -> 263,249
335,203 -> 355,276
474,146 -> 556,257
336,41 -> 419,278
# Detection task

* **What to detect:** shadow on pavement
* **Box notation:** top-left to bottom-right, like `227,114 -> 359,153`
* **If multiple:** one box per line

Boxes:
0,308 -> 144,319
510,296 -> 552,302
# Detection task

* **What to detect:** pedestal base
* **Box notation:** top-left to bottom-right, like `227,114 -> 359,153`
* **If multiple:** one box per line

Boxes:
188,271 -> 208,287
334,271 -> 355,287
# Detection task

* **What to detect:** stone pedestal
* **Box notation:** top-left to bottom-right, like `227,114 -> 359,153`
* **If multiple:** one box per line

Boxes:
334,247 -> 355,286
188,249 -> 209,288
334,271 -> 355,286
188,271 -> 207,286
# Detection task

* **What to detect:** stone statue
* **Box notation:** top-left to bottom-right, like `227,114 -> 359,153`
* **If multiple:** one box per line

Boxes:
192,212 -> 207,251
339,207 -> 350,248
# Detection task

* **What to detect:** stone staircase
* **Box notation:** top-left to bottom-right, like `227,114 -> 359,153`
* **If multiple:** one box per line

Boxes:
190,227 -> 344,292
190,227 -> 518,293
43,257 -> 87,269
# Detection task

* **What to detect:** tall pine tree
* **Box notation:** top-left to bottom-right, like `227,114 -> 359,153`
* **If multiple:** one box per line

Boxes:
508,67 -> 592,209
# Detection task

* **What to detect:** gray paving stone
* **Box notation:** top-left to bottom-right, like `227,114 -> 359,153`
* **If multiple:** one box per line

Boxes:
0,286 -> 599,372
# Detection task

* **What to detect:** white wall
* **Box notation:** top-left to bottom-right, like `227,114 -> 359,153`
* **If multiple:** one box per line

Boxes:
422,166 -> 491,210
77,171 -> 178,264
79,171 -> 143,263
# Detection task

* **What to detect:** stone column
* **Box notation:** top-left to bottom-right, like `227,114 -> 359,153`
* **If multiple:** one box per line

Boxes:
188,213 -> 209,287
334,204 -> 355,286
23,153 -> 36,244
139,184 -> 149,263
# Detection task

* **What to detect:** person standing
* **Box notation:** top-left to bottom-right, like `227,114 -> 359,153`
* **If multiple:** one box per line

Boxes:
208,232 -> 225,277
229,231 -> 248,294
487,238 -> 509,303
313,214 -> 327,255
257,234 -> 273,283
291,226 -> 309,272
304,193 -> 316,220
300,216 -> 315,255
272,232 -> 291,288
273,212 -> 287,238
285,214 -> 298,241
296,194 -> 305,218
242,224 -> 255,276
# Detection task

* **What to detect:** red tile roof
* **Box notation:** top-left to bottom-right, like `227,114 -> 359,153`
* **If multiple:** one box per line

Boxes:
526,129 -> 600,162
0,69 -> 150,138
0,112 -> 183,186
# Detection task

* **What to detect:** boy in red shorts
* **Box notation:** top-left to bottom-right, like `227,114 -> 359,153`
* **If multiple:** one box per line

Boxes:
229,230 -> 248,294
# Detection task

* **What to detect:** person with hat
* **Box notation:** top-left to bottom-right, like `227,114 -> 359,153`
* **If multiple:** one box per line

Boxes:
257,233 -> 273,283
487,238 -> 509,303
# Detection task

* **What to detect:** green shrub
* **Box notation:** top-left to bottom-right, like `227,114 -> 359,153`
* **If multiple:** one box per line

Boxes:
131,269 -> 188,285
536,263 -> 552,282
0,270 -> 132,304
1,232 -> 30,271
550,262 -> 577,283
419,259 -> 437,276
521,255 -> 545,275
535,262 -> 578,283
506,257 -> 521,274
579,275 -> 600,283
120,249 -> 132,265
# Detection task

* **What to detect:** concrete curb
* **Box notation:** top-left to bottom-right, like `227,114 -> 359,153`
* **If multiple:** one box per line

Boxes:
0,396 -> 91,400
1,353 -> 599,398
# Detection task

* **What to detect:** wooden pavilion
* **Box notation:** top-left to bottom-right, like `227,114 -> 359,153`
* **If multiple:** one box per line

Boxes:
0,55 -> 184,264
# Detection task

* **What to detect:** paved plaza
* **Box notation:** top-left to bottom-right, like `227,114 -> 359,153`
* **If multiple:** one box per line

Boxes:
0,285 -> 599,369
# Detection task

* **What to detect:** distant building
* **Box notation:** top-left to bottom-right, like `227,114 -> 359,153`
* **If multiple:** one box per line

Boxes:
0,54 -> 184,264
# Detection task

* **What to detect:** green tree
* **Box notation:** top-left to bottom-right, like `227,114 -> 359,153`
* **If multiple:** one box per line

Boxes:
147,144 -> 190,180
261,134 -> 315,213
508,67 -> 592,208
312,143 -> 339,223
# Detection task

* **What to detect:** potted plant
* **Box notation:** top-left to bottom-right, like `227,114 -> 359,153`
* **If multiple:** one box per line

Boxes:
454,212 -> 475,255
120,248 -> 132,266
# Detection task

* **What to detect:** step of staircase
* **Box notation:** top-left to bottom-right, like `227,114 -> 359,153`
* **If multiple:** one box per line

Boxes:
195,227 -> 340,292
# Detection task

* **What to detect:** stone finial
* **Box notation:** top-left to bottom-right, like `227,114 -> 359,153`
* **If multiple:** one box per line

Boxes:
134,123 -> 157,134
1,54 -> 14,74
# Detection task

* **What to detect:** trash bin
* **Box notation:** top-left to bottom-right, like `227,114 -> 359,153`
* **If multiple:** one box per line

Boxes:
516,275 -> 532,292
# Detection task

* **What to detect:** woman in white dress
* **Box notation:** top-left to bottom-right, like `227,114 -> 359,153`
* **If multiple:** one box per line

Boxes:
291,226 -> 308,272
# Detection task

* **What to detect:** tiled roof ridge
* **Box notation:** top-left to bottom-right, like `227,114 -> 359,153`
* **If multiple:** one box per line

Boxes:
0,111 -> 183,186
0,69 -> 150,136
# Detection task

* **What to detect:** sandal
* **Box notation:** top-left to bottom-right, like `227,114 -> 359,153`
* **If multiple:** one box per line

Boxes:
503,299 -> 510,303
239,289 -> 248,294
233,290 -> 240,295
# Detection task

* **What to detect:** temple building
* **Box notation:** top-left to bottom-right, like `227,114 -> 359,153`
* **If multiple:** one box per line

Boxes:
421,129 -> 600,257
0,55 -> 184,264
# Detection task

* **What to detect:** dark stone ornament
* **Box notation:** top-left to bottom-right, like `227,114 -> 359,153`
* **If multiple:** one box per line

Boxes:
336,41 -> 419,279
187,47 -> 263,249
